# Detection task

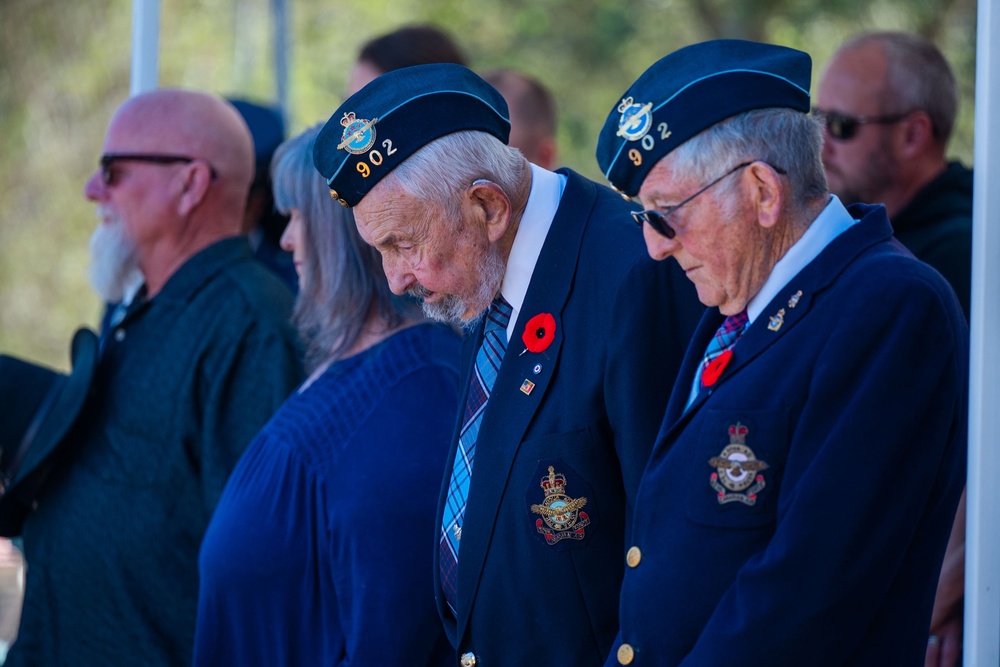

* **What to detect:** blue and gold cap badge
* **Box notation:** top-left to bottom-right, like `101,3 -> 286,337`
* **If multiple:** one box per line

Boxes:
338,112 -> 378,155
616,96 -> 653,142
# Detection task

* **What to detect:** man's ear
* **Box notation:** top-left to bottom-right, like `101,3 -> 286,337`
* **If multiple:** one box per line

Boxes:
746,162 -> 784,229
176,160 -> 214,217
467,179 -> 512,244
898,110 -> 935,158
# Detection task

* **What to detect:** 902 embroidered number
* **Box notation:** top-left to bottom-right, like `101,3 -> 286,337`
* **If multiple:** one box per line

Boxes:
356,139 -> 399,178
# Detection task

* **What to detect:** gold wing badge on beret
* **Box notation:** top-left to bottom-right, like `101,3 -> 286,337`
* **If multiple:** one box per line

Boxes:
708,422 -> 769,506
337,112 -> 378,154
616,96 -> 653,141
530,466 -> 590,545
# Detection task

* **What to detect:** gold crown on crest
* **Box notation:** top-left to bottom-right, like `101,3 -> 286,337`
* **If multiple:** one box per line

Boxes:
540,466 -> 567,496
340,112 -> 357,127
728,422 -> 749,444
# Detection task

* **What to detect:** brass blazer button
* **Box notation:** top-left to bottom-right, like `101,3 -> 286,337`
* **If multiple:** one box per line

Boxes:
626,546 -> 642,568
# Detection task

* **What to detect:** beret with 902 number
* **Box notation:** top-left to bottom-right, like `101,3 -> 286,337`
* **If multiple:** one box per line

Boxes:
313,63 -> 511,208
596,39 -> 811,199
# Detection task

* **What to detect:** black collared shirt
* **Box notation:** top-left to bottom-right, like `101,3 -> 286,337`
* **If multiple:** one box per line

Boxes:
11,237 -> 304,666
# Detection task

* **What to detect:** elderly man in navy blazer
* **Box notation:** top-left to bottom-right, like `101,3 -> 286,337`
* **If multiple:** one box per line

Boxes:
313,65 -> 703,666
594,40 -> 968,666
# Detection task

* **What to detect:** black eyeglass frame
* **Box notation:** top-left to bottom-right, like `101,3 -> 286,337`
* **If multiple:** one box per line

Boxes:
99,153 -> 218,186
630,160 -> 787,239
811,107 -> 912,141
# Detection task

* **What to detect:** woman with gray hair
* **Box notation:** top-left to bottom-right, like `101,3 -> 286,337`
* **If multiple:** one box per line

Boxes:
193,124 -> 459,666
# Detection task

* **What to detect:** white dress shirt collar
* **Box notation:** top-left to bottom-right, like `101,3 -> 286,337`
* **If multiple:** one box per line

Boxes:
499,164 -> 567,340
747,195 -> 857,324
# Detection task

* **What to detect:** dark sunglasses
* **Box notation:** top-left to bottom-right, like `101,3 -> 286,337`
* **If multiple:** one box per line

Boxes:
630,160 -> 786,239
99,153 -> 218,186
811,107 -> 910,141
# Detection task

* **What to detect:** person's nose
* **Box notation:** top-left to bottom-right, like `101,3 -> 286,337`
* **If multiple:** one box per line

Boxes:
643,222 -> 680,261
83,171 -> 107,202
382,256 -> 416,295
279,221 -> 295,252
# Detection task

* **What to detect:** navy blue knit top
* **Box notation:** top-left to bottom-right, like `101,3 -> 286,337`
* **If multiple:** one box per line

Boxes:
195,322 -> 461,666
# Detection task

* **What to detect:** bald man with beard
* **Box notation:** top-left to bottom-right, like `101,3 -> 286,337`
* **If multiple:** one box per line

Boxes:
6,89 -> 303,667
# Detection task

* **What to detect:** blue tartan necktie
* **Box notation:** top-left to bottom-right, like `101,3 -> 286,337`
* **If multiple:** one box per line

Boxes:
686,309 -> 749,409
440,296 -> 513,611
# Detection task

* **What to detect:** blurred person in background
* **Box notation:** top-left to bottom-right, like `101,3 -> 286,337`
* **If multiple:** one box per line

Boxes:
347,23 -> 468,96
98,97 -> 296,335
815,31 -> 971,320
482,68 -> 559,170
6,88 -> 303,667
194,124 -> 459,666
230,98 -> 298,293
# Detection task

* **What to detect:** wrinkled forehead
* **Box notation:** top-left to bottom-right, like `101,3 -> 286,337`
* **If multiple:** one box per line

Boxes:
636,152 -> 693,203
353,186 -> 437,243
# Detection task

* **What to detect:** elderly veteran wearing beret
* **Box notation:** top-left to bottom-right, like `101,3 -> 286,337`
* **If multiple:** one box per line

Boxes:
594,40 -> 968,666
314,64 -> 703,667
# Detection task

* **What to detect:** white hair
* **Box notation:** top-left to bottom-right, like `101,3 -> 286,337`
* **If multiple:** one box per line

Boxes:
381,130 -> 527,218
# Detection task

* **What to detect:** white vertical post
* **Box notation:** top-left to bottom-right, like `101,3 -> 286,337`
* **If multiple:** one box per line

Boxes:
965,1 -> 1000,664
272,0 -> 290,120
130,0 -> 160,95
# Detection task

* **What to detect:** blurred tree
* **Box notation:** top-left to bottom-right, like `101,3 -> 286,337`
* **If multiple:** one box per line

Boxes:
0,0 -> 977,368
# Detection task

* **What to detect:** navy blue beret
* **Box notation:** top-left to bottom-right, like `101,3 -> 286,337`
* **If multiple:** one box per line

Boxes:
229,99 -> 285,178
596,40 -> 811,199
314,63 -> 511,207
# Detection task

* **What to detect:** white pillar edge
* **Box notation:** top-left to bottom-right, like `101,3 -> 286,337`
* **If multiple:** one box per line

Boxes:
965,1 -> 1000,664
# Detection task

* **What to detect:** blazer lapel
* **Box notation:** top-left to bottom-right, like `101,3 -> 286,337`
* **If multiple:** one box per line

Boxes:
662,207 -> 894,436
455,170 -> 594,638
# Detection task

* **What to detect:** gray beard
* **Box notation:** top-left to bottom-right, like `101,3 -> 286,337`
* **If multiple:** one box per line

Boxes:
410,245 -> 506,331
88,209 -> 144,304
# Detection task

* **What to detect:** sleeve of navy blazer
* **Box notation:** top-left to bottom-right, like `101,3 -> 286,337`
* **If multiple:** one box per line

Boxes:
606,255 -> 702,506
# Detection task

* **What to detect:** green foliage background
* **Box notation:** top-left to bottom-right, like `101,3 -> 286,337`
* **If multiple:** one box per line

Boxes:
0,0 -> 977,369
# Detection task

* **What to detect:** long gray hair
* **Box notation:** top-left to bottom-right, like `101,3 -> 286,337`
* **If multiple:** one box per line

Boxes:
271,123 -> 414,371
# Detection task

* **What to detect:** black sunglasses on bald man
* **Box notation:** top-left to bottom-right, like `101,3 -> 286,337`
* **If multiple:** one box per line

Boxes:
100,153 -> 218,186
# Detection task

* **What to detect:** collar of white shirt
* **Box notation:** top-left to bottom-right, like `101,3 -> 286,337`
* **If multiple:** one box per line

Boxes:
498,163 -> 568,341
746,195 -> 857,324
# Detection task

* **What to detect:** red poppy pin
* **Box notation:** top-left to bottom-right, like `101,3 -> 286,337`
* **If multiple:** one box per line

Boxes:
522,313 -> 556,354
701,349 -> 734,387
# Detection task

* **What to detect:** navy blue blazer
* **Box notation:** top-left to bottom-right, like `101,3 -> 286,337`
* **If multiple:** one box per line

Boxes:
434,169 -> 703,666
608,204 -> 968,666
